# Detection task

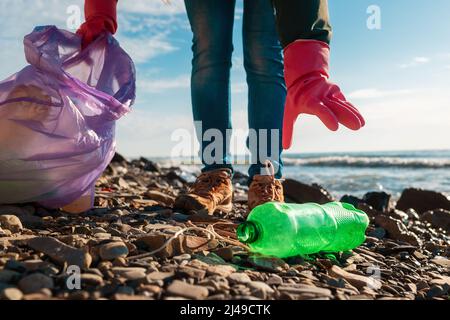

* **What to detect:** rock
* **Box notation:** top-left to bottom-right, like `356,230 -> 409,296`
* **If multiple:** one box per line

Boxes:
356,203 -> 383,220
114,293 -> 151,300
247,255 -> 289,273
248,281 -> 274,299
111,152 -> 128,164
176,266 -> 206,281
58,235 -> 89,248
165,170 -> 188,184
421,209 -> 450,232
166,280 -> 209,300
99,242 -> 129,261
18,273 -> 54,294
147,271 -> 175,282
135,233 -> 218,258
114,177 -> 130,189
116,286 -> 135,295
416,280 -> 429,291
278,284 -> 333,298
374,215 -> 421,246
80,273 -> 104,287
139,157 -> 161,173
227,273 -> 251,284
232,171 -> 250,185
145,190 -> 175,207
27,237 -> 92,269
396,188 -> 450,214
340,195 -> 364,208
0,270 -> 21,283
283,179 -> 334,204
8,259 -> 56,273
413,251 -> 428,260
22,292 -> 52,300
430,276 -> 450,288
0,287 -> 23,300
0,226 -> 11,237
328,265 -> 381,290
139,284 -> 162,295
426,285 -> 447,298
214,247 -> 234,261
187,259 -> 210,270
266,274 -> 283,285
68,290 -> 90,300
206,265 -> 236,277
173,253 -> 191,263
363,192 -> 392,212
431,257 -> 450,269
94,232 -> 111,239
405,283 -> 417,294
193,252 -> 228,266
0,215 -> 23,233
406,209 -> 420,220
111,267 -> 147,278
387,209 -> 409,222
327,277 -> 346,288
17,215 -> 44,229
368,227 -> 386,239
399,251 -> 410,260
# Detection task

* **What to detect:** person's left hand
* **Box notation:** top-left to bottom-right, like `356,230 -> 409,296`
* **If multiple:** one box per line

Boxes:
77,0 -> 118,49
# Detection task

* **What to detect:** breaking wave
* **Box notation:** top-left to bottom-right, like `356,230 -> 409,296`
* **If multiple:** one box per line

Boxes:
283,156 -> 450,169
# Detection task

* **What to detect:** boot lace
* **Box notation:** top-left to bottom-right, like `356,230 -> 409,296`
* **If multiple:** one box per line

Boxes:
190,170 -> 231,199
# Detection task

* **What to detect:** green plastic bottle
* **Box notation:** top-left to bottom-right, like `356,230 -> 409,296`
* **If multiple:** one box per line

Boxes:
237,202 -> 369,258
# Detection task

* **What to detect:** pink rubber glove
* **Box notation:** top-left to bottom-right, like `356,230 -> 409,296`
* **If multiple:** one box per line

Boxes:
282,40 -> 365,150
77,0 -> 118,49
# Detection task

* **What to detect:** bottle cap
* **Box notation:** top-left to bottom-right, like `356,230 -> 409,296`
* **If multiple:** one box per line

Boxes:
236,221 -> 260,244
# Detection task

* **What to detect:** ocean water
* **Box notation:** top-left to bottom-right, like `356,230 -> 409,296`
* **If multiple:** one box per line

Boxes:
157,150 -> 450,200
277,150 -> 450,199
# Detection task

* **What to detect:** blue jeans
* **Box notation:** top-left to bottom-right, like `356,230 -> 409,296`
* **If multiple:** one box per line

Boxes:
185,0 -> 286,180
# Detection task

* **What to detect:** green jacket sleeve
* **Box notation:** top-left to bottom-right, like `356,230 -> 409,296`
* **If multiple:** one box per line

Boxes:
272,0 -> 332,48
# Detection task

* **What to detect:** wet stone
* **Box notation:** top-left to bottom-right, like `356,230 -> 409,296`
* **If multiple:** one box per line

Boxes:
99,242 -> 129,261
166,280 -> 209,300
0,215 -> 23,233
18,273 -> 54,294
227,272 -> 251,284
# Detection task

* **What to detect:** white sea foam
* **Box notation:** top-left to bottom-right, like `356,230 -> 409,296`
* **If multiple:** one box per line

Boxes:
283,156 -> 450,169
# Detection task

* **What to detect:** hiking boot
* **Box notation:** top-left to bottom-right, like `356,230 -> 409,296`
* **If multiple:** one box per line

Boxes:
248,161 -> 284,212
174,168 -> 233,214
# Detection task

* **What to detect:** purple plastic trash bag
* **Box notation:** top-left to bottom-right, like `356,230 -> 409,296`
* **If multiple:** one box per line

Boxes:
0,26 -> 136,208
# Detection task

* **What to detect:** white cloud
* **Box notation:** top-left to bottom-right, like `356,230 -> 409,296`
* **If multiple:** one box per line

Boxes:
286,88 -> 450,153
138,75 -> 190,93
399,56 -> 430,68
137,77 -> 248,94
0,0 -> 185,77
348,88 -> 413,99
0,0 -> 85,79
118,32 -> 177,64
119,0 -> 186,15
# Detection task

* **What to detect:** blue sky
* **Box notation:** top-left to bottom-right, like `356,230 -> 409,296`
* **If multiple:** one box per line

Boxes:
0,0 -> 449,158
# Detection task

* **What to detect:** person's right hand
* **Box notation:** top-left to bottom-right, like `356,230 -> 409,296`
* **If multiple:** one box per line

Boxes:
77,0 -> 118,49
282,40 -> 365,150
